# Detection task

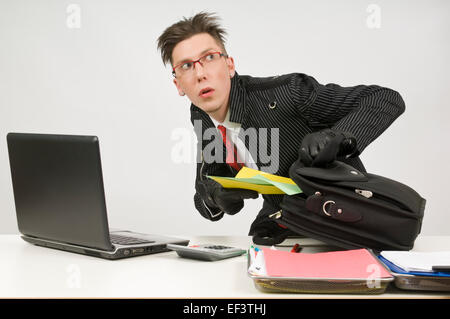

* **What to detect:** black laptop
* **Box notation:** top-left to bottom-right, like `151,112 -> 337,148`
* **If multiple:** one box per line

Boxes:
6,132 -> 189,259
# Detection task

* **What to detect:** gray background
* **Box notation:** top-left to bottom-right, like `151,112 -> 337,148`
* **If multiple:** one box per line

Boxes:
1,0 -> 449,236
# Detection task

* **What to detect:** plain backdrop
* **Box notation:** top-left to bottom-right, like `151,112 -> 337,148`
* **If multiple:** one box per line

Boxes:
0,0 -> 449,236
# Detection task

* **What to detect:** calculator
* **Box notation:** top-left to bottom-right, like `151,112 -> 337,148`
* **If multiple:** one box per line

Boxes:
167,244 -> 246,261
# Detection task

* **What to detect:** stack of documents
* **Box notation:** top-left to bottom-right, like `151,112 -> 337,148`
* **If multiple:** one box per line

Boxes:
247,247 -> 393,294
208,167 -> 302,195
379,251 -> 450,277
249,248 -> 392,279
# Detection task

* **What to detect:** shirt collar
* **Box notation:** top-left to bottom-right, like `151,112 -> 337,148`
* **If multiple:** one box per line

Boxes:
209,105 -> 242,131
209,108 -> 228,128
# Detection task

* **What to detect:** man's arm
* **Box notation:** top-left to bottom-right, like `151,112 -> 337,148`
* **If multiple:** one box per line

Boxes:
192,141 -> 259,221
289,74 -> 406,156
193,154 -> 226,222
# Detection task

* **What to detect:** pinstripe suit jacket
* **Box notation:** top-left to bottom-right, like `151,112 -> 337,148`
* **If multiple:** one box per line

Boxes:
190,72 -> 405,232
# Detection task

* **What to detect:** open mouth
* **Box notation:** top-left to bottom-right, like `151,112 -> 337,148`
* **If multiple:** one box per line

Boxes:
199,87 -> 215,98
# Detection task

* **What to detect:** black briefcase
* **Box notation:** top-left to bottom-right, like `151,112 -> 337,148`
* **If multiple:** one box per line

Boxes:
271,159 -> 426,251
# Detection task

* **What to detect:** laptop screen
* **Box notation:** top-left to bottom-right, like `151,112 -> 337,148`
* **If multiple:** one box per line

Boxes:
7,133 -> 114,251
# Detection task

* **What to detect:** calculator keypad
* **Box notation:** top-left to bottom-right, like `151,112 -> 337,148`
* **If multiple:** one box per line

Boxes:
204,245 -> 232,250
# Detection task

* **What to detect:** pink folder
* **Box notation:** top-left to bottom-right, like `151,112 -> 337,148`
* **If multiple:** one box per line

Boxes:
263,248 -> 392,279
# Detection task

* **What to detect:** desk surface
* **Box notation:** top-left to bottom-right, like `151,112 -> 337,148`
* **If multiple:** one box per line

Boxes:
0,234 -> 449,298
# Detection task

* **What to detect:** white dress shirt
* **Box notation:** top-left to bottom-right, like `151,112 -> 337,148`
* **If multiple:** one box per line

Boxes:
209,109 -> 259,170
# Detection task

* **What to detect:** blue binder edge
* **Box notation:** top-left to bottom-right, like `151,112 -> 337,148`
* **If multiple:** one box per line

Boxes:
378,255 -> 450,278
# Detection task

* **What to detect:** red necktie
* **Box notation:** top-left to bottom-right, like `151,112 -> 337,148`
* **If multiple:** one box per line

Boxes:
217,125 -> 244,171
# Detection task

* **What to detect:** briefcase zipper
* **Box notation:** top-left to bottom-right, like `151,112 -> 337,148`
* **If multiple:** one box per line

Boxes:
353,188 -> 410,211
269,210 -> 282,219
355,189 -> 373,198
335,187 -> 410,212
328,184 -> 409,211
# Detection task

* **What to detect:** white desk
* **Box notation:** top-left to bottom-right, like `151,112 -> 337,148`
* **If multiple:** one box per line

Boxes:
0,235 -> 449,298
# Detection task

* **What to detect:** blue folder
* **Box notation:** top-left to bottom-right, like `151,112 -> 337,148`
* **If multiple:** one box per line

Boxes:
378,255 -> 450,277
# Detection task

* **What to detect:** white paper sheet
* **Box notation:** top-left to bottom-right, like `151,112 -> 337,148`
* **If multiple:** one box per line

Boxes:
381,251 -> 450,272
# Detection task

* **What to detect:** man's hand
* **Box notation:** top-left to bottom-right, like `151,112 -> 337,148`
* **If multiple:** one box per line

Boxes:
197,179 -> 259,215
299,129 -> 357,167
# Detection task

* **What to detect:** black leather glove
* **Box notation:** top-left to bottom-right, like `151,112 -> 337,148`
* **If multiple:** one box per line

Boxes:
299,129 -> 357,167
197,179 -> 259,215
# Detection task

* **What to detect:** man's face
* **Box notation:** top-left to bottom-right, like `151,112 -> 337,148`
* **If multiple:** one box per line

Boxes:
172,33 -> 235,115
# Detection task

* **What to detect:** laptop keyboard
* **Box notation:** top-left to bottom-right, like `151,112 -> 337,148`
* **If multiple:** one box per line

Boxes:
110,234 -> 154,245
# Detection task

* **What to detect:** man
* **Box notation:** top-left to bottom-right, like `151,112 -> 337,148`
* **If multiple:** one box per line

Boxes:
157,12 -> 405,241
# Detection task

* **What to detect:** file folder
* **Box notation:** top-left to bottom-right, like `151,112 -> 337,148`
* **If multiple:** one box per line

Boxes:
247,248 -> 393,294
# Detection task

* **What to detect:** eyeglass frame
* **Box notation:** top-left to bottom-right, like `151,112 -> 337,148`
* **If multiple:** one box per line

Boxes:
172,51 -> 228,77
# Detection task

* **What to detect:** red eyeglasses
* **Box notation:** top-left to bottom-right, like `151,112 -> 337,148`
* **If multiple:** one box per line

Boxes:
172,51 -> 228,77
